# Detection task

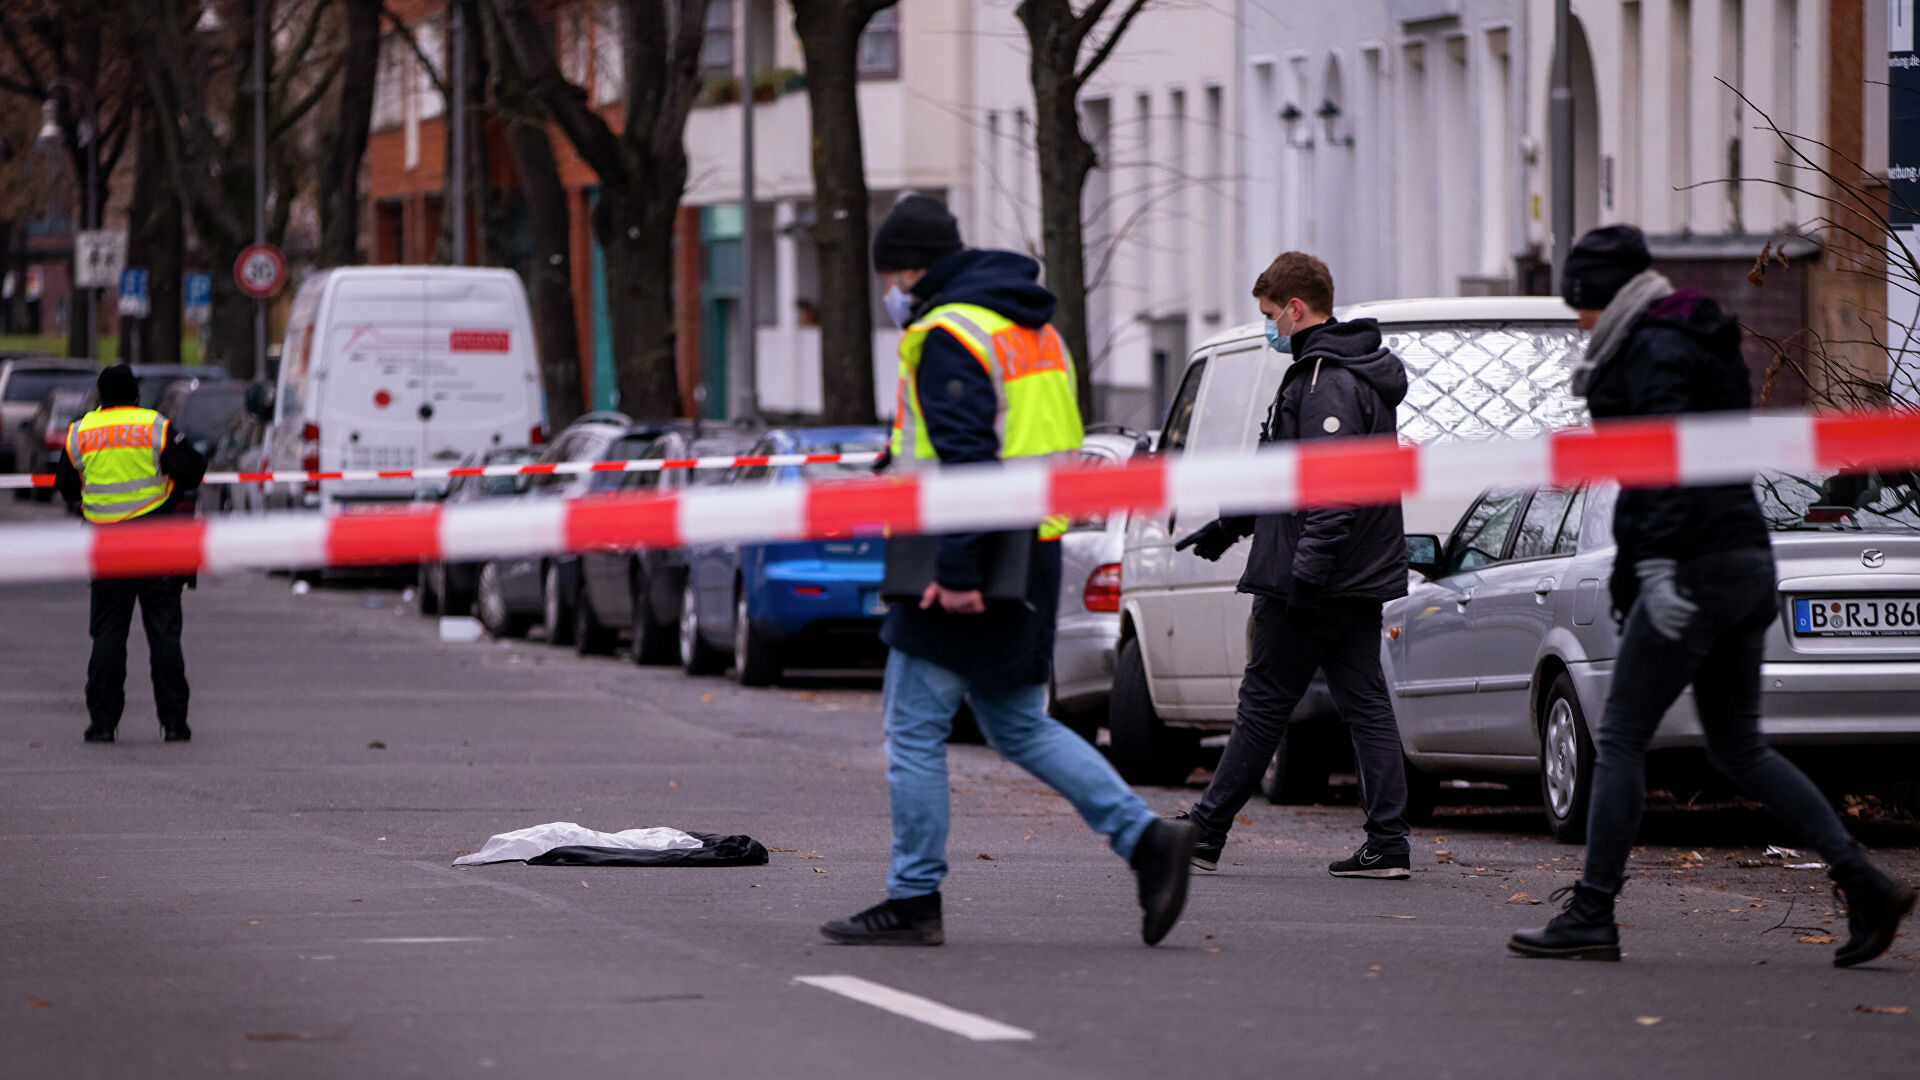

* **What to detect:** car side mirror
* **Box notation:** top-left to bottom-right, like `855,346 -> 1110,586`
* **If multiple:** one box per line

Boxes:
1405,534 -> 1442,580
244,382 -> 274,421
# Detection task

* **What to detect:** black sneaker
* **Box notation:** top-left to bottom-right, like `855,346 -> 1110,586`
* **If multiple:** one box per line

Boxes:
162,723 -> 192,743
83,725 -> 115,744
1171,812 -> 1223,871
1131,819 -> 1196,945
1328,843 -> 1411,879
819,894 -> 944,946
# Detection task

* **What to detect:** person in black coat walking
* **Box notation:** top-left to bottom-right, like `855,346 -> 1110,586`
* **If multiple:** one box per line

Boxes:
1174,252 -> 1414,878
1510,225 -> 1914,966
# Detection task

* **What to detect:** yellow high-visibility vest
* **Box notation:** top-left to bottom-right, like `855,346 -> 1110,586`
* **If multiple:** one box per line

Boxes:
890,302 -> 1084,540
66,406 -> 174,524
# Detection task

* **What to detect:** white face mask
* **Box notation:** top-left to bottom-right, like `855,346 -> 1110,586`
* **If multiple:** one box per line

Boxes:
883,285 -> 915,328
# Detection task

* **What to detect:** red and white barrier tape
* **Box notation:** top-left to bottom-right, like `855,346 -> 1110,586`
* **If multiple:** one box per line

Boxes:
0,451 -> 882,490
1,410 -> 1916,585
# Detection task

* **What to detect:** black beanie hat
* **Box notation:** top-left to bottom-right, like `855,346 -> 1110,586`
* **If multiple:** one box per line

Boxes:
872,194 -> 963,272
97,364 -> 139,406
1561,224 -> 1653,310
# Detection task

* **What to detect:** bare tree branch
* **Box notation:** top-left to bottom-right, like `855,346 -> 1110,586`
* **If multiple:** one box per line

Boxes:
1076,0 -> 1150,83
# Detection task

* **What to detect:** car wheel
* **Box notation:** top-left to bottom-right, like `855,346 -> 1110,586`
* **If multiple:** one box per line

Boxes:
1107,637 -> 1200,786
1047,681 -> 1102,743
732,585 -> 782,686
574,580 -> 617,657
1261,721 -> 1333,805
437,562 -> 473,618
630,573 -> 677,666
417,562 -> 441,617
1540,672 -> 1595,844
543,563 -> 575,646
1403,758 -> 1440,825
476,562 -> 529,639
679,578 -> 726,675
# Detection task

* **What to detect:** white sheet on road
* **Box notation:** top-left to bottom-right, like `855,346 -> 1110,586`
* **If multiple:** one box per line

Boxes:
454,822 -> 705,865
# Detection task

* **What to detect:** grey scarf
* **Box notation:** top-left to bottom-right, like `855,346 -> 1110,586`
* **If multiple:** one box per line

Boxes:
1571,269 -> 1674,396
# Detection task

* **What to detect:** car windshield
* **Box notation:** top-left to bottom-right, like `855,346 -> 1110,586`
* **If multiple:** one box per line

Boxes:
1755,471 -> 1920,533
798,441 -> 885,480
687,440 -> 754,486
5,369 -> 95,403
176,389 -> 247,442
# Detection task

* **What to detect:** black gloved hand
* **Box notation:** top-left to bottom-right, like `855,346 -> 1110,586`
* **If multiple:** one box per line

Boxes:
1285,579 -> 1326,632
1173,517 -> 1252,562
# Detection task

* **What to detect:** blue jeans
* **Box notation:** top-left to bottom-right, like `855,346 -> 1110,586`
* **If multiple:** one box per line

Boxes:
883,650 -> 1157,899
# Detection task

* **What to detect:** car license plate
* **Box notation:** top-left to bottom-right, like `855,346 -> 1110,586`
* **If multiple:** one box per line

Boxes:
1793,596 -> 1920,637
862,589 -> 888,616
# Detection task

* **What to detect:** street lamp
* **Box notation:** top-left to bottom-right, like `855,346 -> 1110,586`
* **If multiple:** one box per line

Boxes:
38,78 -> 100,363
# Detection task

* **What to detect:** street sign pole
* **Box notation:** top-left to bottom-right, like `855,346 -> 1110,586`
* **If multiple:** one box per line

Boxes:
1548,0 -> 1573,293
253,0 -> 268,384
736,3 -> 758,421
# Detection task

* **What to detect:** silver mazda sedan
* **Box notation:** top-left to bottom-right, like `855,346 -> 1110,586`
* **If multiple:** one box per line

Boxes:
1386,470 -> 1920,840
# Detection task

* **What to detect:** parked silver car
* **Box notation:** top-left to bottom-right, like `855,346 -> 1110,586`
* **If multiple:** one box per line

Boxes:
1386,470 -> 1920,841
1051,426 -> 1150,739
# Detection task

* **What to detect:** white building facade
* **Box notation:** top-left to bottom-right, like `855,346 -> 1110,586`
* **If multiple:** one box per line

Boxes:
1239,1 -> 1539,305
681,0 -> 976,418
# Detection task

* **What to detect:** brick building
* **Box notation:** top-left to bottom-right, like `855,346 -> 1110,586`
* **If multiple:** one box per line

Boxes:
365,0 -> 963,420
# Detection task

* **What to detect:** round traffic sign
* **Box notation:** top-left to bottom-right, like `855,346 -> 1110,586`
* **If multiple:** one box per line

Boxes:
234,243 -> 288,299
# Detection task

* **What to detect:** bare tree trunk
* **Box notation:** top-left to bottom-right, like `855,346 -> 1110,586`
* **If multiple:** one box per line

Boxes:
1016,0 -> 1153,420
480,0 -> 583,427
597,195 -> 683,417
1029,61 -> 1097,417
489,0 -> 708,420
791,0 -> 895,425
120,105 -> 183,365
320,0 -> 381,267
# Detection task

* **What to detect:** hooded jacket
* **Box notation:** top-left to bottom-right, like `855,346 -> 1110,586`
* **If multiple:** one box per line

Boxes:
879,248 -> 1067,687
1236,318 -> 1411,603
1579,289 -> 1770,608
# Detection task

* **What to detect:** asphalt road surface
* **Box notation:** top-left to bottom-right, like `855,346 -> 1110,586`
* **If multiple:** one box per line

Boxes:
3,500 -> 1917,1079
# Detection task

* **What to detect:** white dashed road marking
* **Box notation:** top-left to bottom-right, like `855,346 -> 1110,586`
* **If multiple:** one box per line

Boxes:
794,975 -> 1035,1042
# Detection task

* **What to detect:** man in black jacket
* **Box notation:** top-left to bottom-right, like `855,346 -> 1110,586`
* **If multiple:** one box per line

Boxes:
1175,252 -> 1414,878
1510,225 -> 1914,966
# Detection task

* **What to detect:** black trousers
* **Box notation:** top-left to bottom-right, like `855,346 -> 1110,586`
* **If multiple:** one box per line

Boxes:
1190,595 -> 1411,855
86,576 -> 189,731
1580,548 -> 1860,893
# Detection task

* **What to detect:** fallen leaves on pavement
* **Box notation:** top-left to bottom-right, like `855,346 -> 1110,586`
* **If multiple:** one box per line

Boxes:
1635,1017 -> 1661,1026
1797,935 -> 1836,944
1507,892 -> 1543,904
26,997 -> 50,1009
1854,1005 -> 1909,1015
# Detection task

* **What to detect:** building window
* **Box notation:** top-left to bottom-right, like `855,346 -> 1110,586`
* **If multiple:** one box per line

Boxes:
373,33 -> 407,131
700,0 -> 734,77
858,8 -> 899,79
594,0 -> 624,104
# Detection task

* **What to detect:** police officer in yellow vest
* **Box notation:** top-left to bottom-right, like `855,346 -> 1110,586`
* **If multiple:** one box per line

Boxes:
820,195 -> 1196,949
54,364 -> 207,743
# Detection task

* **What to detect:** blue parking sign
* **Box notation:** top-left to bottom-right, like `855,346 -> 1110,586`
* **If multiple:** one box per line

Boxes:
118,268 -> 150,318
184,271 -> 212,325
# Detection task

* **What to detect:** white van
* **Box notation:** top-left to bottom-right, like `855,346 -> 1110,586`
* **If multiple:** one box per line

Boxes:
1111,297 -> 1585,789
264,267 -> 546,513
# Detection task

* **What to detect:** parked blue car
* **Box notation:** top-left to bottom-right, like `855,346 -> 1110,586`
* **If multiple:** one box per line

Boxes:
680,427 -> 891,685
